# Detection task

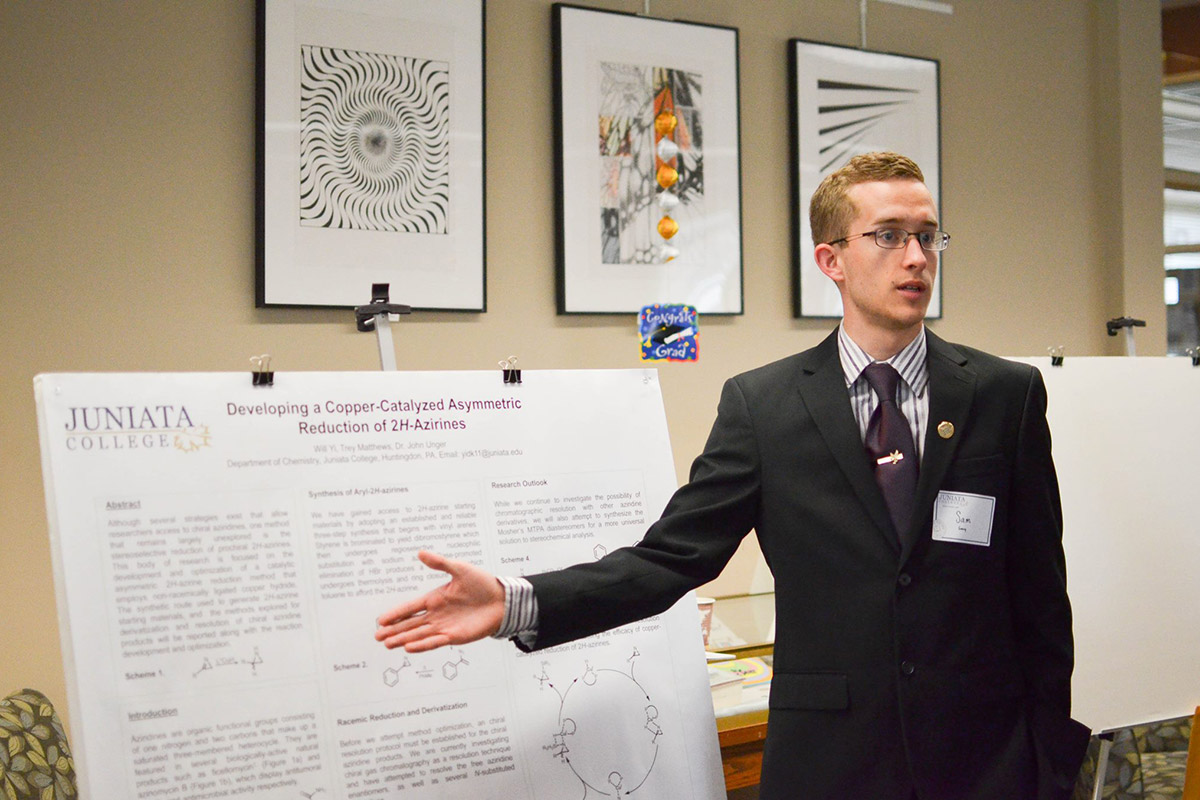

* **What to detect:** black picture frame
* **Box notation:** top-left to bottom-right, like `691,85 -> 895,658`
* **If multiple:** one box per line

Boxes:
553,4 -> 743,315
256,0 -> 486,311
789,39 -> 942,319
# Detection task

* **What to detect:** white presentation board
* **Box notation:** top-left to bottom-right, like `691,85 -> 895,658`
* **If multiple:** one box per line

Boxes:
34,369 -> 725,800
1015,357 -> 1200,732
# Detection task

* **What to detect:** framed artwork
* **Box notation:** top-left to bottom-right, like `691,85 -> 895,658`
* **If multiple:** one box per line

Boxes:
790,39 -> 941,319
553,4 -> 743,315
257,0 -> 485,310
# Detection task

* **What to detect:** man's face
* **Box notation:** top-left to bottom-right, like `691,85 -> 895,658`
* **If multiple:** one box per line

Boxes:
817,178 -> 938,340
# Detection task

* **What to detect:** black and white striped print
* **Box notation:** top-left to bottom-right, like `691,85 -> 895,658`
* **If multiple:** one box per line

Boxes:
299,45 -> 450,234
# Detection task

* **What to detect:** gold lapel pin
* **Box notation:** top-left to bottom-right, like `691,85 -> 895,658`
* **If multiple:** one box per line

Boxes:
937,421 -> 955,439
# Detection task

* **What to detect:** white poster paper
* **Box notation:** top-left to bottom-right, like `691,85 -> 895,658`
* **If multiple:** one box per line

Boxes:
34,369 -> 725,800
1010,357 -> 1200,731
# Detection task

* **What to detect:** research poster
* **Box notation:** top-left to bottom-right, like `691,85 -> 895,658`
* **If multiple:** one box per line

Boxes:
34,370 -> 725,800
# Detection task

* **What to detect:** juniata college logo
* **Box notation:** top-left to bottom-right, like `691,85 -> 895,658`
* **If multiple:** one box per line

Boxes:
63,404 -> 211,453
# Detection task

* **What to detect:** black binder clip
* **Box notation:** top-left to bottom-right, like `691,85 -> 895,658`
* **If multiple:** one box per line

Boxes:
1187,347 -> 1200,367
1105,316 -> 1145,337
355,283 -> 411,332
250,354 -> 274,387
500,356 -> 521,385
1047,345 -> 1065,367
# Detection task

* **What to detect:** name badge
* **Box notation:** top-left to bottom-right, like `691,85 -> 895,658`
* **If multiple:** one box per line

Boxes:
932,491 -> 995,546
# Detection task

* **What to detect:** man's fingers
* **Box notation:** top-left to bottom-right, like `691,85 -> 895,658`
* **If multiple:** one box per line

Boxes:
374,610 -> 428,641
379,622 -> 451,653
375,593 -> 429,628
403,633 -> 451,653
379,619 -> 433,648
417,550 -> 461,577
375,550 -> 499,653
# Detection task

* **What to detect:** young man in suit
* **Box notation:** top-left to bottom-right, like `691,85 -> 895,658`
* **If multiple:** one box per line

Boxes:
375,152 -> 1089,799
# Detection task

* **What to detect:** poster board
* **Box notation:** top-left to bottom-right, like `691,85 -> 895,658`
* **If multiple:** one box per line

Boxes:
1013,357 -> 1200,732
34,369 -> 725,800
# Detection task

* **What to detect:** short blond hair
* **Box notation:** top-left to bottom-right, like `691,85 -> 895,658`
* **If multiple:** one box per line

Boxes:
809,152 -> 926,245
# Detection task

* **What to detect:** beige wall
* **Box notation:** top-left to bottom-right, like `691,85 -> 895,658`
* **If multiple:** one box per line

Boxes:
0,0 -> 1163,727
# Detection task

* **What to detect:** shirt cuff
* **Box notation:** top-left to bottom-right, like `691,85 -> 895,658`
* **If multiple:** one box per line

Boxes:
493,575 -> 539,646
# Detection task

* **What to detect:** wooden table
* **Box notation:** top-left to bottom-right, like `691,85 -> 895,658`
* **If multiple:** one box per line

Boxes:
709,593 -> 775,791
717,708 -> 769,791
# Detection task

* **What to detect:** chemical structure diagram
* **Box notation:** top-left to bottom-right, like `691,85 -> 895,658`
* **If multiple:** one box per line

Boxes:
382,648 -> 470,687
192,646 -> 263,679
537,647 -> 662,797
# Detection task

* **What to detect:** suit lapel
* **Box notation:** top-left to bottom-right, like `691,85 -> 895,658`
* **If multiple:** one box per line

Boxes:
903,331 -> 976,561
796,331 -> 897,551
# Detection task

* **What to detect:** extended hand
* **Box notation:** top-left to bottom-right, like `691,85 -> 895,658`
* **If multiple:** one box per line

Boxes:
374,551 -> 505,653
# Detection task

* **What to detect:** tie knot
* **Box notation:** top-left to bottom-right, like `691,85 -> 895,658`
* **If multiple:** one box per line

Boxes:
862,362 -> 901,403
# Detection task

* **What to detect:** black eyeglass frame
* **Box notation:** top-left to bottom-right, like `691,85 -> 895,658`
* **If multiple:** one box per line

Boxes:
826,228 -> 951,252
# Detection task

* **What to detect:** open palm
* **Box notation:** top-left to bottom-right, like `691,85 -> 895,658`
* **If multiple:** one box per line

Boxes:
374,551 -> 505,653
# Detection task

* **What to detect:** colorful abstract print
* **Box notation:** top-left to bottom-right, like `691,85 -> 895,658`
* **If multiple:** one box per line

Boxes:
598,63 -> 703,265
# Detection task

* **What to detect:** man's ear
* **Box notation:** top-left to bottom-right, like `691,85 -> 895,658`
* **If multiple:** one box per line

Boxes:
814,242 -> 844,283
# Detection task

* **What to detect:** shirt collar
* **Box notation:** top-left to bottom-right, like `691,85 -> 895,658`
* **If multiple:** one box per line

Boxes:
837,324 -> 929,398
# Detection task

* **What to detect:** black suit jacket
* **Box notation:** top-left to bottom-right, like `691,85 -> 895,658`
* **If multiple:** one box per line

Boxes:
525,330 -> 1089,799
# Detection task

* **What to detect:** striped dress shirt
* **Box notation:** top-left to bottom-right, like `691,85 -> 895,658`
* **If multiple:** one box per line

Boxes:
837,324 -> 930,460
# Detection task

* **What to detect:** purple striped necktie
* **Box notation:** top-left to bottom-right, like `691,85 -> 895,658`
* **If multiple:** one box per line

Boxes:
862,362 -> 918,540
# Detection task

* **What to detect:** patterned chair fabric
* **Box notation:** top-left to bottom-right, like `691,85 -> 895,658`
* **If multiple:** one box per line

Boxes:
0,689 -> 77,800
1071,714 -> 1193,800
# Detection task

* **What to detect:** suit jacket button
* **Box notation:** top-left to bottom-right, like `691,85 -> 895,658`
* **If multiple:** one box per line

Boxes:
898,573 -> 912,587
900,661 -> 915,675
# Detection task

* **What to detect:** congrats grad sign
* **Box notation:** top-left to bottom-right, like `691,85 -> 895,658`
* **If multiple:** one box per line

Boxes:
639,304 -> 698,362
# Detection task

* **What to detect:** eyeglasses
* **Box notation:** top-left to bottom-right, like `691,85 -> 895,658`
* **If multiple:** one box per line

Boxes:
827,228 -> 951,252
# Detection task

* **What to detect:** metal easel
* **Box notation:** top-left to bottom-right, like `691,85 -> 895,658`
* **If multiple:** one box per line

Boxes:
1087,317 -> 1147,800
1106,316 -> 1145,357
354,283 -> 411,371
